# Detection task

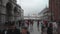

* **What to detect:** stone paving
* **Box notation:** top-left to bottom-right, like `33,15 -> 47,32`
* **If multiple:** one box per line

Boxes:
29,22 -> 41,34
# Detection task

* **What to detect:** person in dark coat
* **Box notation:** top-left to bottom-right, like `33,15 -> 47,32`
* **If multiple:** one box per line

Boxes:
6,22 -> 20,34
7,28 -> 20,34
47,23 -> 53,34
0,30 -> 2,34
2,29 -> 8,34
21,27 -> 30,34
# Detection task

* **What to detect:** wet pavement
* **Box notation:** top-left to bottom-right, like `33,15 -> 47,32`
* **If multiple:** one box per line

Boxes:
29,22 -> 41,34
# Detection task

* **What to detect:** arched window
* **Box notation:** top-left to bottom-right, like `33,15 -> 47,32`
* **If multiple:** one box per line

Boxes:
6,2 -> 13,16
14,7 -> 18,13
6,2 -> 13,11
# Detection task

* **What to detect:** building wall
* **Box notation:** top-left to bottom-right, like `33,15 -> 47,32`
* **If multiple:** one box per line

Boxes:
39,7 -> 49,21
20,9 -> 24,20
49,0 -> 60,34
49,0 -> 60,22
0,0 -> 8,24
0,0 -> 24,26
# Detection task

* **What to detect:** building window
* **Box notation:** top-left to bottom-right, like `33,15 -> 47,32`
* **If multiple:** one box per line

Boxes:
6,2 -> 13,16
14,7 -> 18,13
0,1 -> 1,5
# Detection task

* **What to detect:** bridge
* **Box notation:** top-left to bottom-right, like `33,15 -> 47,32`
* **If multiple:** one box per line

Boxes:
23,16 -> 41,21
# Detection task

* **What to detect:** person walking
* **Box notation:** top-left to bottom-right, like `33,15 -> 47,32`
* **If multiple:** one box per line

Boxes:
7,27 -> 20,34
30,21 -> 34,26
41,23 -> 45,34
37,21 -> 40,31
0,30 -> 2,34
47,23 -> 53,34
44,21 -> 48,28
6,22 -> 20,34
24,21 -> 29,28
26,21 -> 29,28
29,20 -> 34,32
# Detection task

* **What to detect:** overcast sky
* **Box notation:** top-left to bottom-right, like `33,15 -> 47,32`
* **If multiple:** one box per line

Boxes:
17,0 -> 49,16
